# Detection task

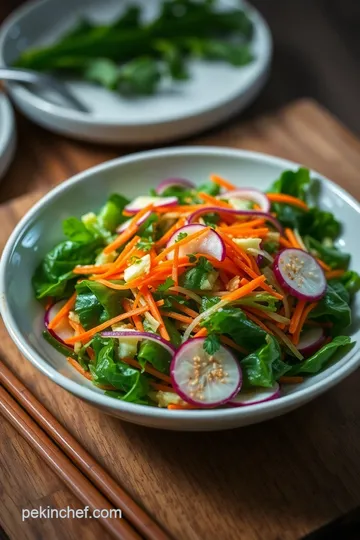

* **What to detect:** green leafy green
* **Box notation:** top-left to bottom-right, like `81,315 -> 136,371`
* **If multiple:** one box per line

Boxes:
98,194 -> 129,232
74,280 -> 130,330
180,256 -> 214,290
43,330 -> 79,360
269,168 -> 311,200
241,335 -> 291,388
299,208 -> 341,241
196,181 -> 221,197
84,58 -> 120,90
287,336 -> 352,375
330,270 -> 360,298
175,232 -> 188,242
304,236 -> 349,269
163,318 -> 182,348
137,340 -> 172,373
202,306 -> 267,351
203,333 -> 221,355
136,238 -> 154,252
157,277 -> 175,292
63,217 -> 95,243
310,283 -> 351,329
90,338 -> 149,402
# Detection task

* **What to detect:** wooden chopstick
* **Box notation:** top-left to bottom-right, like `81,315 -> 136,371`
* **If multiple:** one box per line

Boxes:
0,362 -> 170,540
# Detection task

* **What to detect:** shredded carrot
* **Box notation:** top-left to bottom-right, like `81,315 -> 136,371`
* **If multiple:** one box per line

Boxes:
73,263 -> 114,275
279,237 -> 293,249
172,244 -> 180,286
154,204 -> 209,214
48,292 -> 77,330
143,290 -> 170,341
289,299 -> 306,335
171,301 -> 199,319
285,228 -> 302,249
121,356 -> 172,384
197,192 -> 232,208
227,218 -> 266,229
219,228 -> 270,238
292,302 -> 318,345
279,376 -> 304,384
243,310 -> 274,334
156,217 -> 186,248
267,193 -> 309,211
240,277 -> 250,285
210,174 -> 236,191
220,335 -> 248,355
316,258 -> 331,272
245,306 -> 287,325
229,252 -> 283,299
154,227 -> 210,263
325,269 -> 345,280
222,275 -> 266,303
64,305 -> 150,344
103,205 -> 153,254
160,311 -> 193,324
67,357 -> 92,380
193,327 -> 208,338
220,232 -> 252,267
168,404 -> 198,410
150,382 -> 175,393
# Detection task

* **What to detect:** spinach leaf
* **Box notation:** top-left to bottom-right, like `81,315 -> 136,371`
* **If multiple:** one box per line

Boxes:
299,208 -> 341,241
241,335 -> 291,388
310,283 -> 351,328
269,168 -> 311,200
32,240 -> 99,299
163,318 -> 182,348
196,181 -> 220,197
287,336 -> 352,375
63,217 -> 95,243
202,306 -> 267,351
98,194 -> 129,232
118,57 -> 162,95
330,270 -> 360,298
304,236 -> 350,270
75,280 -> 129,330
90,338 -> 149,401
137,340 -> 172,373
43,330 -> 78,360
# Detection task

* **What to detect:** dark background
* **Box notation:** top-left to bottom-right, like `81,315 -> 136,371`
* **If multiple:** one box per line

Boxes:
1,0 -> 360,133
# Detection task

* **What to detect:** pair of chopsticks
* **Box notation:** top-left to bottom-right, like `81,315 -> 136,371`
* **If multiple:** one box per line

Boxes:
0,361 -> 170,540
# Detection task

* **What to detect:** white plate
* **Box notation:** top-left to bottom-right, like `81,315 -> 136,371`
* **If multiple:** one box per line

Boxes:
0,0 -> 272,144
0,148 -> 359,431
0,93 -> 16,180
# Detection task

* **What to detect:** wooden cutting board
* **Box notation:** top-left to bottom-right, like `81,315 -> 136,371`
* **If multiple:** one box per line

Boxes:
1,99 -> 360,540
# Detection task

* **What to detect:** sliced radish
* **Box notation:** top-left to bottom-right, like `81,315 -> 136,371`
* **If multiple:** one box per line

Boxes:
170,338 -> 242,407
124,196 -> 178,214
156,178 -> 195,195
116,211 -> 151,233
187,206 -> 283,233
45,301 -> 74,346
221,188 -> 270,212
101,330 -> 176,356
228,383 -> 280,407
273,248 -> 326,301
297,327 -> 325,357
166,224 -> 225,262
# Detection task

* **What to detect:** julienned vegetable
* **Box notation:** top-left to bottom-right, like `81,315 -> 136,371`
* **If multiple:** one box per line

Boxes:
14,0 -> 255,96
33,168 -> 359,410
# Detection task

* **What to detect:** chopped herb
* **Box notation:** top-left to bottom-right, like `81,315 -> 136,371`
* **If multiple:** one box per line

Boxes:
157,277 -> 175,292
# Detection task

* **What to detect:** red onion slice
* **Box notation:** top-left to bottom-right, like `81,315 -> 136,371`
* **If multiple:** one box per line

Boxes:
222,188 -> 270,212
125,196 -> 178,214
166,224 -> 226,262
228,382 -> 280,407
273,248 -> 326,301
45,300 -> 74,347
187,206 -> 283,233
297,327 -> 326,357
156,178 -> 195,195
101,330 -> 176,356
170,338 -> 242,407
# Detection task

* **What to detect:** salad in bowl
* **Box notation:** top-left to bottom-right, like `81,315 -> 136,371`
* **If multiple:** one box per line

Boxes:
35,167 -> 359,410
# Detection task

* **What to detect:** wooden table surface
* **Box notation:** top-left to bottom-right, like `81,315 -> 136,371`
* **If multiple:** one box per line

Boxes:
1,99 -> 360,540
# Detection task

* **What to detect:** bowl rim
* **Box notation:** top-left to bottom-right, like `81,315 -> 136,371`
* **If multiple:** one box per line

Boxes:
0,0 -> 272,127
1,146 -> 360,423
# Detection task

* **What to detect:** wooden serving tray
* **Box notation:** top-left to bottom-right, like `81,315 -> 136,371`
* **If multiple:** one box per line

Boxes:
1,99 -> 360,540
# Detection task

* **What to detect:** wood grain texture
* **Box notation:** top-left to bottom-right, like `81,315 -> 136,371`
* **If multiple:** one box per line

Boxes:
1,99 -> 360,540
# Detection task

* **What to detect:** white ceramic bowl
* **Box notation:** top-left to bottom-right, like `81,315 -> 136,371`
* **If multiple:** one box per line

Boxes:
1,147 -> 359,430
0,93 -> 16,181
0,0 -> 272,144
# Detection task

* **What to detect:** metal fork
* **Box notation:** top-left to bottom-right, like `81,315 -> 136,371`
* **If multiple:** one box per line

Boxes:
0,67 -> 89,113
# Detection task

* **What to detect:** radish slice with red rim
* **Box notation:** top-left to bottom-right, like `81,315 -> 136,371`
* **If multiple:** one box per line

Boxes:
273,248 -> 326,301
170,338 -> 242,407
116,211 -> 151,233
228,383 -> 280,407
297,326 -> 325,357
124,196 -> 178,214
156,178 -> 195,195
166,224 -> 225,262
45,301 -> 74,346
221,188 -> 270,212
187,206 -> 283,233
